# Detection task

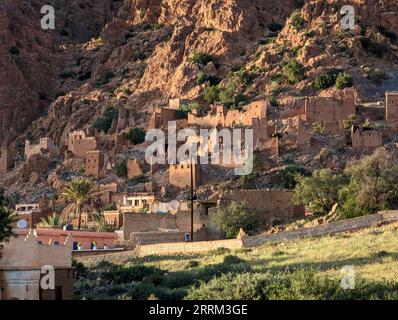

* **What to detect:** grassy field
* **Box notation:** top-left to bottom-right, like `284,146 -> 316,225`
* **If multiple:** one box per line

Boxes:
74,222 -> 398,300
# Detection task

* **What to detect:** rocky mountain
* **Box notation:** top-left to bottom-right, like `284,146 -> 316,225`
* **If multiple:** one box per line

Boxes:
1,0 -> 398,202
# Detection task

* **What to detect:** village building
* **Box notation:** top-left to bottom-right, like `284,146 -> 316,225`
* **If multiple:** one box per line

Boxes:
0,148 -> 12,174
169,162 -> 200,189
0,230 -> 74,300
118,193 -> 157,213
85,150 -> 104,177
351,126 -> 383,149
14,202 -> 51,229
67,130 -> 97,158
24,138 -> 57,160
385,91 -> 398,127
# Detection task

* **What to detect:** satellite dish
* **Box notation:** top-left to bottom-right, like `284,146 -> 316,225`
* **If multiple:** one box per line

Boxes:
17,219 -> 28,229
169,200 -> 180,212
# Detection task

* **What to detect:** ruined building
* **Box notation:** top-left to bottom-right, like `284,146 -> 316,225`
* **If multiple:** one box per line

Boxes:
169,162 -> 200,189
85,150 -> 104,177
188,100 -> 268,128
25,138 -> 57,160
0,148 -> 12,174
127,159 -> 143,180
351,126 -> 382,149
67,130 -> 97,158
305,88 -> 356,123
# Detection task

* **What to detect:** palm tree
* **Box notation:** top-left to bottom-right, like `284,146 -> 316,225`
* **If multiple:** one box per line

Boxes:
37,213 -> 66,228
61,178 -> 95,230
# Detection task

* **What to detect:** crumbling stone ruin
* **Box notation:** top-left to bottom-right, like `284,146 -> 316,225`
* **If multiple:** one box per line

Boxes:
85,150 -> 104,177
169,162 -> 200,189
351,126 -> 382,149
0,148 -> 12,174
24,138 -> 57,160
67,130 -> 97,158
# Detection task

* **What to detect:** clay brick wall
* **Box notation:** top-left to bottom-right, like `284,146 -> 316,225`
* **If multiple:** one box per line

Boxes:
122,210 -> 212,240
68,131 -> 97,158
0,148 -> 12,174
73,249 -> 138,266
219,190 -> 305,225
85,150 -> 103,177
169,163 -> 200,188
323,121 -> 342,134
305,89 -> 356,123
148,107 -> 180,129
385,92 -> 398,127
351,127 -> 382,149
127,159 -> 143,179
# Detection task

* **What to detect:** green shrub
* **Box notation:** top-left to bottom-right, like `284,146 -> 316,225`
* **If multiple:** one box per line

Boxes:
278,164 -> 308,189
313,70 -> 339,90
335,72 -> 353,89
190,52 -> 214,65
290,10 -> 304,30
124,127 -> 146,145
214,201 -> 261,238
283,59 -> 306,83
132,50 -> 146,62
115,161 -> 127,178
129,174 -> 148,185
203,86 -> 220,104
91,107 -> 119,133
151,23 -> 162,31
196,72 -> 220,86
359,36 -> 386,58
363,67 -> 387,84
269,95 -> 279,107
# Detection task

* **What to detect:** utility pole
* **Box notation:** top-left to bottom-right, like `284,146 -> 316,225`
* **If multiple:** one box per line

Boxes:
190,159 -> 194,242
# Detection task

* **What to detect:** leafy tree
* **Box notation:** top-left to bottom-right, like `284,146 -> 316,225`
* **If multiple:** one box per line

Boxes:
203,86 -> 220,104
0,188 -> 15,245
214,201 -> 261,238
278,164 -> 308,189
339,150 -> 398,218
313,71 -> 339,90
115,161 -> 128,178
125,127 -> 146,145
335,72 -> 353,89
290,10 -> 304,30
61,178 -> 95,229
91,107 -> 119,133
294,169 -> 346,215
0,206 -> 15,244
283,59 -> 306,84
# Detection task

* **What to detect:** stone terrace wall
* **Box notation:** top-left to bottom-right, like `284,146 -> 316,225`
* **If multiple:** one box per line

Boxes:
243,211 -> 398,247
137,239 -> 243,256
73,249 -> 138,266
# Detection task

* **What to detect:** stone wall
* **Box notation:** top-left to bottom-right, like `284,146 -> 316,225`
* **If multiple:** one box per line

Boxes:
243,211 -> 398,247
137,239 -> 243,256
73,249 -> 138,266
